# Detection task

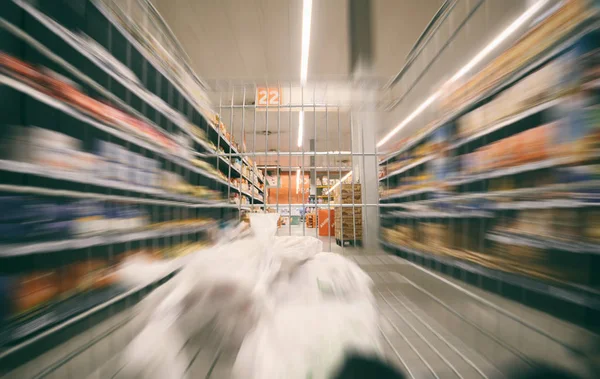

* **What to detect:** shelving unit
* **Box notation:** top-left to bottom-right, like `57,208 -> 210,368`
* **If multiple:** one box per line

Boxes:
0,0 -> 263,367
305,213 -> 316,228
335,184 -> 363,246
379,0 -> 600,328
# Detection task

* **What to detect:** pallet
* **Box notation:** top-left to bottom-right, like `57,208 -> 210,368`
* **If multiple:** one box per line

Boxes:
336,238 -> 362,247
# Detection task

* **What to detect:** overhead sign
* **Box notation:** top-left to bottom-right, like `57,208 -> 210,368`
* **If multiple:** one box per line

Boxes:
256,87 -> 280,106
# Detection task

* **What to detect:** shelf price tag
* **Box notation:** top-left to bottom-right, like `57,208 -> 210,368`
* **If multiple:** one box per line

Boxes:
256,87 -> 280,106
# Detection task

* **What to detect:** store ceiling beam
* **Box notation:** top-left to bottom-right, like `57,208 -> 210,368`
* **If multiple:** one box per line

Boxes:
349,0 -> 374,73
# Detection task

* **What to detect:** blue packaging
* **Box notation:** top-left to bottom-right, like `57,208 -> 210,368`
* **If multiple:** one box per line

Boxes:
0,197 -> 38,223
0,276 -> 10,323
28,220 -> 73,241
71,200 -> 107,237
0,223 -> 31,242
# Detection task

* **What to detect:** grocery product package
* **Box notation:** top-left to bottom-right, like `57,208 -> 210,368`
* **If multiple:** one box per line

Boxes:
115,255 -> 178,289
232,299 -> 382,379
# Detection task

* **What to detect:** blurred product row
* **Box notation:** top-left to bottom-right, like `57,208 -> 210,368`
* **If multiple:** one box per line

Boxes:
379,0 -> 600,313
0,0 -> 261,360
4,0 -> 266,187
381,204 -> 600,287
0,239 -> 211,347
0,52 -> 265,200
0,196 -> 214,245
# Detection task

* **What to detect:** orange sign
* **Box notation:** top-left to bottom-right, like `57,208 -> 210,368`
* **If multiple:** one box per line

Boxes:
256,87 -> 280,106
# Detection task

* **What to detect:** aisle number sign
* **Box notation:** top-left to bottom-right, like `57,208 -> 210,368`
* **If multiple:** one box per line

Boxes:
256,87 -> 280,106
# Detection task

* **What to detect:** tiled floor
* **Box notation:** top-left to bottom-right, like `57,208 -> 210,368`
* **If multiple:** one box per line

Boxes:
4,226 -> 599,378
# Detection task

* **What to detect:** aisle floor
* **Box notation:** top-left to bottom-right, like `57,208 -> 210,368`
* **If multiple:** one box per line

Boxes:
5,225 -> 599,378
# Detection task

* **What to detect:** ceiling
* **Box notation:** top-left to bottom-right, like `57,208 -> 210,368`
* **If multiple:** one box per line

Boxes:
148,0 -> 444,163
148,0 -> 539,160
150,0 -> 444,84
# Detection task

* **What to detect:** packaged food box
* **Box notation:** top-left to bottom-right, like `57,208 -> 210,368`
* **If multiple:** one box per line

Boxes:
96,140 -> 119,162
72,200 -> 107,237
118,163 -> 133,183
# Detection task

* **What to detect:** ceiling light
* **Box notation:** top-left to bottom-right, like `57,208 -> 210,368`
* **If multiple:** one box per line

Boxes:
377,91 -> 440,148
300,0 -> 313,85
325,171 -> 352,195
298,111 -> 304,147
378,0 -> 548,149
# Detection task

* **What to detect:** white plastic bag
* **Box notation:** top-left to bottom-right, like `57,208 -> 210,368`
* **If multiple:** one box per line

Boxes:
115,255 -> 178,288
120,315 -> 190,379
270,236 -> 323,275
233,299 -> 382,379
273,252 -> 374,305
124,213 -> 285,353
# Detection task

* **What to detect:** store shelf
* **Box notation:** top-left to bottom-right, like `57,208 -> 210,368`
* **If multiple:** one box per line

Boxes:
447,157 -> 573,186
380,240 -> 600,310
0,75 -> 231,189
89,0 -> 211,124
381,20 -> 600,164
0,159 -> 233,206
90,0 -> 256,172
488,199 -> 599,210
8,2 -> 208,149
448,98 -> 563,150
380,187 -> 437,201
8,0 -> 263,190
382,210 -> 493,219
379,126 -> 438,165
0,223 -> 214,257
486,231 -> 600,255
218,156 -> 264,194
379,155 -> 437,181
0,184 -> 193,207
0,241 -> 207,365
402,181 -> 600,206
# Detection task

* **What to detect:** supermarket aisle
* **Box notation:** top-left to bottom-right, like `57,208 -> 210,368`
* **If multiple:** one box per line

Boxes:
4,248 -> 599,378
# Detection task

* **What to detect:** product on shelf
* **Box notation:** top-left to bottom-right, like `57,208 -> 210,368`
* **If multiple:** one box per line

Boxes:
0,236 -> 213,325
160,171 -> 222,200
0,197 -> 154,243
230,193 -> 249,205
1,125 -> 88,172
0,53 -> 181,155
188,124 -> 216,151
441,0 -> 591,112
96,139 -> 160,187
334,184 -> 363,243
461,121 -> 558,174
457,60 -> 567,138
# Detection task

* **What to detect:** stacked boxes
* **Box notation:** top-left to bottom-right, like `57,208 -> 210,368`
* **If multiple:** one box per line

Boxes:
334,184 -> 362,244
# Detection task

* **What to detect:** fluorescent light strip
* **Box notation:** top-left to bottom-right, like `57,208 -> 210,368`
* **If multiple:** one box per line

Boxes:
300,0 -> 313,85
325,171 -> 352,195
298,111 -> 304,147
377,91 -> 440,148
378,0 -> 548,149
451,0 -> 549,82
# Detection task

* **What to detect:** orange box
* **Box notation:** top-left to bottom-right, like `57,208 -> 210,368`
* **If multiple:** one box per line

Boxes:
318,209 -> 335,237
